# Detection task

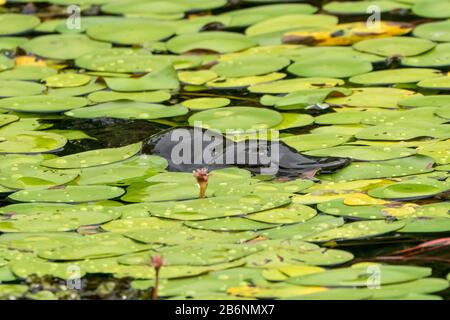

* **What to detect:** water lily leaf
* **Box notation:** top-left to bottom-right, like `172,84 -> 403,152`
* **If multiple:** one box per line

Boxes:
104,65 -> 179,91
324,0 -> 410,15
178,70 -> 218,85
0,163 -> 78,190
249,77 -> 344,94
0,14 -> 40,36
88,90 -> 171,103
148,194 -> 291,221
326,87 -> 419,108
181,97 -> 230,110
0,66 -> 57,81
86,20 -> 175,45
306,220 -> 406,242
305,145 -> 415,161
0,131 -> 67,154
206,72 -> 286,89
0,95 -> 88,113
246,248 -> 353,268
0,55 -> 14,72
262,88 -> 351,110
350,68 -> 442,85
281,133 -> 352,152
38,233 -> 151,260
185,217 -> 277,231
354,36 -> 435,57
0,80 -> 45,97
287,264 -> 432,287
260,215 -> 345,240
43,73 -> 91,88
65,101 -> 188,120
321,155 -> 434,181
413,20 -> 450,42
41,142 -> 142,169
21,34 -> 111,60
0,204 -> 120,232
227,283 -> 326,299
188,106 -> 282,133
8,185 -> 125,203
167,31 -> 256,54
355,121 -> 450,140
101,217 -> 181,232
211,54 -> 290,78
288,57 -> 372,78
317,199 -> 386,220
412,0 -> 450,19
417,140 -> 450,164
368,178 -> 450,200
402,43 -> 450,68
245,14 -> 338,37
272,113 -> 314,130
287,46 -> 383,63
418,75 -> 450,90
399,218 -> 450,233
0,115 -> 19,128
399,95 -> 450,109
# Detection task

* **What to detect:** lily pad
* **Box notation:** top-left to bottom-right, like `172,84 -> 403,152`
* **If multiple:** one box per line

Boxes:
167,31 -> 256,54
0,80 -> 45,97
350,68 -> 442,85
41,142 -> 142,169
413,20 -> 450,42
0,131 -> 67,154
65,102 -> 188,120
288,57 -> 372,78
354,37 -> 435,57
249,78 -> 344,94
185,217 -> 277,232
418,76 -> 450,90
305,145 -> 415,161
21,34 -> 111,60
0,14 -> 40,36
8,185 -> 125,203
412,0 -> 450,19
188,106 -> 282,133
402,43 -> 450,68
43,73 -> 91,88
368,178 -> 450,200
0,95 -> 88,113
88,90 -> 171,103
281,133 -> 352,152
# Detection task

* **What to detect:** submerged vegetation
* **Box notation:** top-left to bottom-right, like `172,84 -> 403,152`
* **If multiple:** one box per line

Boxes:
0,0 -> 449,300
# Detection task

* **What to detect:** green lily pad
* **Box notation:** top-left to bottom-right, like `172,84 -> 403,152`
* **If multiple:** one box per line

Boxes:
317,199 -> 386,220
0,95 -> 88,113
101,216 -> 181,233
245,14 -> 337,37
354,37 -> 435,57
0,80 -> 45,97
305,145 -> 415,161
8,185 -> 125,203
306,220 -> 406,242
287,264 -> 432,287
0,37 -> 27,51
43,73 -> 91,88
0,14 -> 40,36
0,284 -> 28,299
287,46 -> 383,63
88,90 -> 171,103
0,163 -> 78,190
281,133 -> 352,152
417,140 -> 450,164
65,101 -> 188,120
0,115 -> 19,128
0,204 -> 120,232
41,142 -> 142,169
418,76 -> 450,90
412,0 -> 450,19
0,131 -> 67,154
21,34 -> 111,60
245,248 -> 353,268
245,203 -> 316,224
272,113 -> 314,130
249,78 -> 344,94
399,218 -> 450,233
0,66 -> 57,81
350,68 -> 442,85
368,178 -> 450,200
0,55 -> 14,72
402,43 -> 450,68
188,106 -> 282,133
324,0 -> 410,14
413,20 -> 450,42
181,97 -> 230,110
288,57 -> 372,78
321,155 -> 434,181
399,95 -> 450,109
185,217 -> 277,231
86,20 -> 175,45
104,65 -> 179,92
211,54 -> 290,78
148,194 -> 291,221
38,233 -> 151,260
206,72 -> 286,89
167,31 -> 256,54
